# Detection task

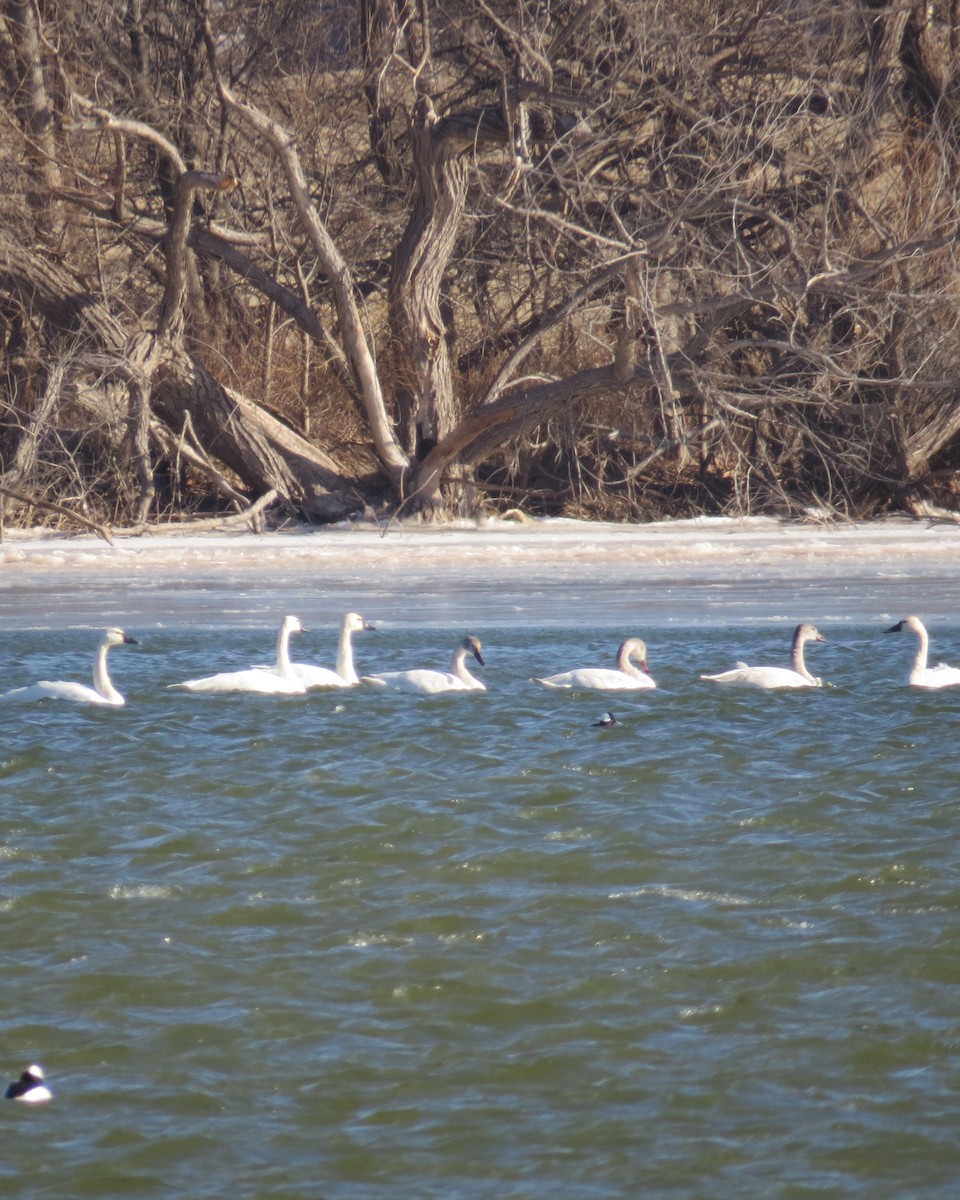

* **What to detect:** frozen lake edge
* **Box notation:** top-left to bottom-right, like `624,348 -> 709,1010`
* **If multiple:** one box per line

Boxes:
1,514 -> 958,629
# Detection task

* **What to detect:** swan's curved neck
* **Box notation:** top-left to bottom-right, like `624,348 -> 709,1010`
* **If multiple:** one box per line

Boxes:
93,643 -> 123,703
336,623 -> 358,683
452,647 -> 481,687
275,625 -> 296,678
790,634 -> 816,683
911,623 -> 929,676
617,646 -> 646,679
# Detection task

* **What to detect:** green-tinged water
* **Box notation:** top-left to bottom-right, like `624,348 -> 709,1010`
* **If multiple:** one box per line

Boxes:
2,622 -> 960,1199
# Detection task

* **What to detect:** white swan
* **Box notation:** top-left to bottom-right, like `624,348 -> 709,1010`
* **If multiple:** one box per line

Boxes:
361,636 -> 486,694
701,623 -> 826,689
533,638 -> 655,690
0,627 -> 139,706
886,615 -> 960,688
289,612 -> 375,688
169,615 -> 308,694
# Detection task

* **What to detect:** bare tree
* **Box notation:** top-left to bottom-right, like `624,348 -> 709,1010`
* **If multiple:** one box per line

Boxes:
2,0 -> 960,534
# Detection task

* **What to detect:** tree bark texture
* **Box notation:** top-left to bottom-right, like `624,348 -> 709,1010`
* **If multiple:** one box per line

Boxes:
3,0 -> 62,233
388,99 -> 511,506
389,96 -> 469,456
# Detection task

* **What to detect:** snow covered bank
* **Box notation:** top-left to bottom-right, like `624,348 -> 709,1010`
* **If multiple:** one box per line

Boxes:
1,516 -> 957,629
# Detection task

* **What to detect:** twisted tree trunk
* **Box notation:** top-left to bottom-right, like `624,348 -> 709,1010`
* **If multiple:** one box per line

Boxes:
389,100 -> 511,510
389,96 -> 470,456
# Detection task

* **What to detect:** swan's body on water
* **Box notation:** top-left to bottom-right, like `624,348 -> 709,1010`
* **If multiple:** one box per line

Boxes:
533,638 -> 655,690
701,623 -> 826,689
362,636 -> 486,694
170,615 -> 308,694
0,627 -> 139,706
289,612 -> 374,687
887,615 -> 960,688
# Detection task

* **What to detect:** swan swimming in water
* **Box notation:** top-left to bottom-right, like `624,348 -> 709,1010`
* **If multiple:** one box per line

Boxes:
361,636 -> 486,694
287,612 -> 375,688
0,627 -> 139,706
886,615 -> 960,688
700,623 -> 826,689
533,638 -> 655,690
169,615 -> 308,694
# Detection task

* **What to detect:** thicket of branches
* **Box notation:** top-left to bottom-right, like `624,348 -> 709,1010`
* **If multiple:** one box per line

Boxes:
2,0 -> 960,534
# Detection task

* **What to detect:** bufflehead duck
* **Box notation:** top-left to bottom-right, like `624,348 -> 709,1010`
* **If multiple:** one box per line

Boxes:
593,711 -> 618,727
5,1065 -> 52,1103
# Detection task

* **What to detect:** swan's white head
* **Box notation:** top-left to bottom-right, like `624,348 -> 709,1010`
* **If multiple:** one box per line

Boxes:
795,623 -> 826,645
344,612 -> 375,633
103,627 -> 139,648
462,636 -> 484,666
617,638 -> 649,673
281,615 -> 306,635
886,615 -> 923,636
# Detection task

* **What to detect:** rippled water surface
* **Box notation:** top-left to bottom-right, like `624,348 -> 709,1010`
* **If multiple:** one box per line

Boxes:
2,605 -> 960,1198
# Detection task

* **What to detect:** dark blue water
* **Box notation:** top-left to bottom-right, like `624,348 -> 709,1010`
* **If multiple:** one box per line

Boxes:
2,611 -> 960,1199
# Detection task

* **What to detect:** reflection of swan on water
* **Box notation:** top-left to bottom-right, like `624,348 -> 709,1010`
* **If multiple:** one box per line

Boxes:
533,638 -> 655,690
700,623 -> 826,689
169,615 -> 308,694
361,636 -> 486,694
887,615 -> 960,688
289,612 -> 375,688
0,627 -> 139,706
